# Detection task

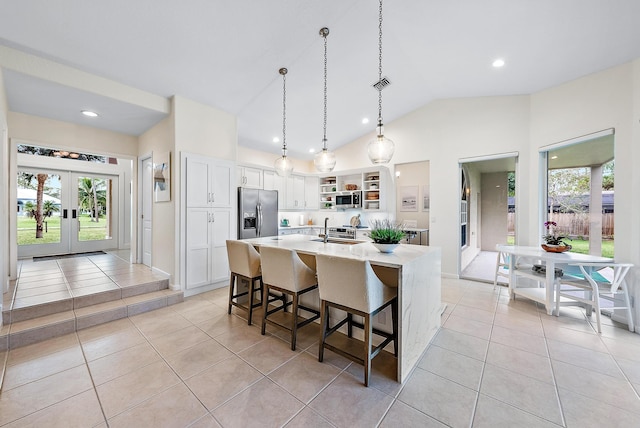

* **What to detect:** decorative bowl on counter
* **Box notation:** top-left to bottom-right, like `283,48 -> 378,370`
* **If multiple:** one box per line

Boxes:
372,243 -> 399,253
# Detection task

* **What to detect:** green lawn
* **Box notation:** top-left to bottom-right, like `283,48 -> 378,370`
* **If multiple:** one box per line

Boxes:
17,215 -> 109,245
506,235 -> 614,258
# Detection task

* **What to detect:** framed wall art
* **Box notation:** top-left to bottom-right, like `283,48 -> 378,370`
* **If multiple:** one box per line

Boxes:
154,151 -> 171,202
400,185 -> 418,212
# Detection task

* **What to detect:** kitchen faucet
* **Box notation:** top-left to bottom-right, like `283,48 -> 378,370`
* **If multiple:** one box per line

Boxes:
323,217 -> 329,243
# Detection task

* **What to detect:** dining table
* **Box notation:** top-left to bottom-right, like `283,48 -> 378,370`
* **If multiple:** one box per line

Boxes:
496,245 -> 613,315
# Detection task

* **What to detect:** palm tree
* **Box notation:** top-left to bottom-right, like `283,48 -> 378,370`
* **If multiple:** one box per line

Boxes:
34,173 -> 47,238
78,177 -> 107,222
43,200 -> 59,218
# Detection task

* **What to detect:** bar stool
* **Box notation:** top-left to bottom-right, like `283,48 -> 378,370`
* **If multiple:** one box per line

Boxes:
315,254 -> 398,387
259,246 -> 320,350
225,240 -> 265,325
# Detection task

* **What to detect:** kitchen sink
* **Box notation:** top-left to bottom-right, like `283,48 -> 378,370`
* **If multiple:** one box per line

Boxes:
311,238 -> 363,245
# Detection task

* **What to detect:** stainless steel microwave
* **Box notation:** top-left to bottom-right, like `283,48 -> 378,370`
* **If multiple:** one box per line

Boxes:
335,191 -> 361,208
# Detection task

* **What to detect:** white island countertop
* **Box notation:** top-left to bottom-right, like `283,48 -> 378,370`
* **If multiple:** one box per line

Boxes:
242,234 -> 442,383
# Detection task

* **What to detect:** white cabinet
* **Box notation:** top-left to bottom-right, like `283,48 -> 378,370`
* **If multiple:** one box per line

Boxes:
263,170 -> 285,210
304,176 -> 319,210
237,166 -> 263,189
187,157 -> 232,208
285,174 -> 306,209
184,154 -> 235,289
283,174 -> 318,210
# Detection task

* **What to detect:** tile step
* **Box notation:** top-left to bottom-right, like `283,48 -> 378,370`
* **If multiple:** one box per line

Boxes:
2,278 -> 170,325
0,289 -> 183,356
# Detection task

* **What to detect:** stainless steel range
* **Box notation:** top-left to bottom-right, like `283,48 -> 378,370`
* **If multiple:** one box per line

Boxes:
328,227 -> 357,240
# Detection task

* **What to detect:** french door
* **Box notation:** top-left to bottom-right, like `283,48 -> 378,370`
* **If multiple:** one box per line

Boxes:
17,168 -> 119,258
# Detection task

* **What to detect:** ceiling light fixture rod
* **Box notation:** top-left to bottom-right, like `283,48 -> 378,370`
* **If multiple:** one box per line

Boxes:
281,67 -> 287,155
275,67 -> 294,176
367,0 -> 395,164
314,27 -> 336,172
321,27 -> 329,149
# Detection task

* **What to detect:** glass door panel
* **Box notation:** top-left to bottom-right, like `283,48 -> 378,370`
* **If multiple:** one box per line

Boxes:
71,173 -> 118,253
17,169 -> 69,257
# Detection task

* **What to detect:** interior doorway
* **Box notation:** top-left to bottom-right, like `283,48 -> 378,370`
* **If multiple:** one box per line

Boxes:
458,153 -> 518,283
139,155 -> 153,267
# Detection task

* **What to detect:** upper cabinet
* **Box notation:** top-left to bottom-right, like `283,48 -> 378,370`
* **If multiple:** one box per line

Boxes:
285,174 -> 306,209
304,175 -> 319,210
186,156 -> 232,208
263,169 -> 285,210
237,165 -> 263,189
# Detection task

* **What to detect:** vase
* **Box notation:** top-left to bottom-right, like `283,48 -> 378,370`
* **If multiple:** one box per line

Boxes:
372,243 -> 399,253
541,244 -> 572,253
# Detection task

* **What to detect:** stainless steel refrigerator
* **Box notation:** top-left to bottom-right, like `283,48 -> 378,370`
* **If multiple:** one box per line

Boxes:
238,188 -> 279,239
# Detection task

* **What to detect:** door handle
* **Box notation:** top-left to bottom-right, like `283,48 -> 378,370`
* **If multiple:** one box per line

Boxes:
63,209 -> 68,219
72,209 -> 77,219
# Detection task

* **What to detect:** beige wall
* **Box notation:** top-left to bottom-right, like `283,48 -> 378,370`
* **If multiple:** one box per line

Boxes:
138,114 -> 175,282
8,112 -> 138,157
480,172 -> 508,251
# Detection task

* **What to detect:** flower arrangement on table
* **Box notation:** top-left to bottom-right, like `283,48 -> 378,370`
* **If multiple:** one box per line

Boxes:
542,221 -> 571,252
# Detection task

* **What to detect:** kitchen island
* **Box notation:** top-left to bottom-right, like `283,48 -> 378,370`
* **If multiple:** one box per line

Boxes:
242,234 -> 441,383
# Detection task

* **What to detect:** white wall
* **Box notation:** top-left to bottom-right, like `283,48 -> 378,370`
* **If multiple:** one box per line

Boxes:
395,161 -> 430,238
172,96 -> 238,290
0,67 -> 9,301
529,61 -> 640,328
334,95 -> 532,277
237,146 -> 315,173
333,60 -> 640,329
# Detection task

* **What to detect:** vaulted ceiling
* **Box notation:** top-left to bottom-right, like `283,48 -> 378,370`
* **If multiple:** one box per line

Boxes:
2,0 -> 640,160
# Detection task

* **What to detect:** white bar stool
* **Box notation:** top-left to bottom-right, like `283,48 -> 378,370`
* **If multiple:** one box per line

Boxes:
225,240 -> 265,325
315,254 -> 398,387
259,246 -> 320,350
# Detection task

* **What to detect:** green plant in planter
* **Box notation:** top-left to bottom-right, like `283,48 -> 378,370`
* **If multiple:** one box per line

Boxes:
369,219 -> 405,244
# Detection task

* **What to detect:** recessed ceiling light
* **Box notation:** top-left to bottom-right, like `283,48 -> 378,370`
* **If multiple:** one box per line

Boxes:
492,59 -> 505,68
81,110 -> 99,117
362,118 -> 369,124
309,148 -> 316,153
551,155 -> 558,159
272,137 -> 280,143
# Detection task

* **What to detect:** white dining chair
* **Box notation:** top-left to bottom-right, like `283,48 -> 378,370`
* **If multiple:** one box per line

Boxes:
494,251 -> 510,289
555,262 -> 634,333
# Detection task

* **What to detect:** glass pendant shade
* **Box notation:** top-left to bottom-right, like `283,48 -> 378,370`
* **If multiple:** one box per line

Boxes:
275,67 -> 293,177
314,146 -> 336,172
274,154 -> 294,177
367,123 -> 394,164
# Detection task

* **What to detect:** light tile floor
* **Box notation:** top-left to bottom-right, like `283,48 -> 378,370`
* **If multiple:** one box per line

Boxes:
2,277 -> 640,427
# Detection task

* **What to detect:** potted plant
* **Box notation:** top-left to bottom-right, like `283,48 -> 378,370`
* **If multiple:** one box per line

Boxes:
369,219 -> 405,253
541,221 -> 571,252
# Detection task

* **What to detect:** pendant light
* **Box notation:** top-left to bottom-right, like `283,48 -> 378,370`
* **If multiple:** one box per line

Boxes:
274,67 -> 294,177
314,27 -> 336,173
367,0 -> 395,165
